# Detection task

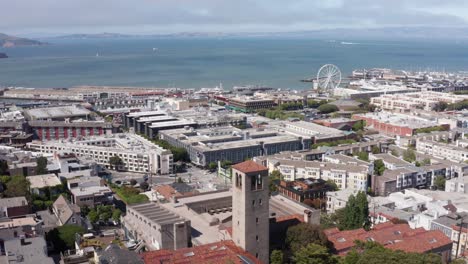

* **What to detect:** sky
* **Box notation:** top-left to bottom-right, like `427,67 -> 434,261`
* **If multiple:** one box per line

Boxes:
2,0 -> 468,36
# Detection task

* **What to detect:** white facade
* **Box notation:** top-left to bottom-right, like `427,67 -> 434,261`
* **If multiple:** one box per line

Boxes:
27,134 -> 173,175
445,176 -> 468,194
417,139 -> 468,163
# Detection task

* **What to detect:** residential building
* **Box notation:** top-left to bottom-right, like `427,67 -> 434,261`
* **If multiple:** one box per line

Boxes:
1,237 -> 54,264
232,160 -> 270,264
0,197 -> 30,218
313,118 -> 359,131
52,195 -> 83,226
277,178 -> 333,203
23,105 -> 92,121
27,133 -> 173,175
416,139 -> 468,163
325,222 -> 452,262
122,202 -> 191,250
69,185 -> 113,208
283,121 -> 353,143
445,176 -> 468,193
326,189 -> 360,214
370,92 -> 468,112
26,174 -> 62,196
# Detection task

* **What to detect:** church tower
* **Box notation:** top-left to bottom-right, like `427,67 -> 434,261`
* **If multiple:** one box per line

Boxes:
232,160 -> 270,263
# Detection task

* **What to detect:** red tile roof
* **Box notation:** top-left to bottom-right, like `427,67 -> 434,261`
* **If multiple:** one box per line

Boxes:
325,222 -> 452,255
141,240 -> 262,264
232,160 -> 268,174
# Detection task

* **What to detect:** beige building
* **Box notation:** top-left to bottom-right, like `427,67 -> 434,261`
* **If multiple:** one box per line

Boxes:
232,161 -> 270,264
122,202 -> 191,251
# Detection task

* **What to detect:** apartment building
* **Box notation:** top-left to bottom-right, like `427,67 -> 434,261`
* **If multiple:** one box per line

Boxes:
370,92 -> 468,112
445,176 -> 468,194
416,139 -> 468,163
27,133 -> 173,175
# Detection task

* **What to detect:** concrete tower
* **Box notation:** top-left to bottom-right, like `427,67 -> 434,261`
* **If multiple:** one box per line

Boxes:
232,160 -> 270,264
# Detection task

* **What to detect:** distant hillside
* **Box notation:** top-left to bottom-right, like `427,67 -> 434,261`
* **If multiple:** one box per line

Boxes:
56,33 -> 135,39
0,33 -> 44,47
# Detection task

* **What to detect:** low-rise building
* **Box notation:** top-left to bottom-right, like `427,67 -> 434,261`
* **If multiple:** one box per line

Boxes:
27,133 -> 173,175
70,185 -> 113,208
352,111 -> 449,137
370,92 -> 468,112
326,189 -> 360,214
325,222 -> 452,262
122,202 -> 191,251
52,195 -> 83,226
313,118 -> 359,131
416,139 -> 468,163
23,105 -> 92,121
28,120 -> 114,141
2,237 -> 54,264
276,178 -> 334,203
227,96 -> 276,112
0,197 -> 30,218
26,174 -> 62,196
445,176 -> 468,193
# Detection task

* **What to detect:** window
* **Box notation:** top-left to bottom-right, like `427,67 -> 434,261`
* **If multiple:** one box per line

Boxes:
256,217 -> 259,224
259,199 -> 262,205
252,200 -> 255,206
235,173 -> 242,189
256,235 -> 259,241
251,174 -> 263,191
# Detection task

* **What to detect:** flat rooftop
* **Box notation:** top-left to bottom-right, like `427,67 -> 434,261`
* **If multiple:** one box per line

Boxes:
24,106 -> 91,120
26,174 -> 62,189
129,202 -> 186,226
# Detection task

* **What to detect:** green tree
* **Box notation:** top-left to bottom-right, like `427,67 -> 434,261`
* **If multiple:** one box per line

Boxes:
403,149 -> 416,163
177,177 -> 184,183
46,225 -> 85,252
342,241 -> 442,264
286,223 -> 330,253
421,158 -> 431,166
269,170 -> 282,194
371,146 -> 380,154
390,149 -> 399,157
208,162 -> 218,171
352,120 -> 365,132
36,156 -> 48,175
293,243 -> 339,264
317,104 -> 339,114
140,181 -> 149,191
88,209 -> 99,224
112,209 -> 122,222
434,176 -> 446,190
340,191 -> 370,230
433,101 -> 448,112
4,176 -> 30,198
373,159 -> 386,176
357,151 -> 369,162
270,250 -> 284,264
109,155 -> 124,170
326,179 -> 339,191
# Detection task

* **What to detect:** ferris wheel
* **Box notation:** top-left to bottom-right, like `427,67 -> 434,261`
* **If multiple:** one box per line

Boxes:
316,64 -> 342,90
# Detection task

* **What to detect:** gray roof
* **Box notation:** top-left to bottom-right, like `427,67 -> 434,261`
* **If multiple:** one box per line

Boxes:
53,195 -> 80,225
4,237 -> 54,264
24,105 -> 91,120
129,202 -> 186,226
98,244 -> 144,264
0,197 -> 28,208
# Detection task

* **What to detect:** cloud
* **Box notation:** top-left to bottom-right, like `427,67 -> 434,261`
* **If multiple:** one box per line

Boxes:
1,0 -> 468,34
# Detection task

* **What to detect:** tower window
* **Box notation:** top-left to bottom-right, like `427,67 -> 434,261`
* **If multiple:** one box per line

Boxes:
251,174 -> 263,191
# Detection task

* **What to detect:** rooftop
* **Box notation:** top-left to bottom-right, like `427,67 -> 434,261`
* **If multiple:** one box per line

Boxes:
232,160 -> 268,174
26,174 -> 62,189
127,202 -> 186,226
24,105 -> 91,120
141,240 -> 261,264
4,237 -> 54,264
0,197 -> 28,208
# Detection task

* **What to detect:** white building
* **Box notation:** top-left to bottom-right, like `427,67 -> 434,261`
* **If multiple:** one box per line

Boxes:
416,139 -> 468,163
326,189 -> 360,214
445,176 -> 468,193
27,133 -> 173,175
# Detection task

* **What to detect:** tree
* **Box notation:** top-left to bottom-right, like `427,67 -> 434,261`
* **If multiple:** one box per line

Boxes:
177,177 -> 184,183
403,149 -> 416,163
130,179 -> 137,186
317,104 -> 339,114
342,241 -> 442,264
112,209 -> 122,222
286,223 -> 330,253
390,149 -> 399,157
371,146 -> 380,154
47,225 -> 85,252
4,176 -> 30,198
434,176 -> 446,190
352,120 -> 365,132
373,159 -> 385,176
433,101 -> 448,112
269,170 -> 282,194
109,155 -> 124,170
293,243 -> 339,264
270,250 -> 284,264
208,162 -> 218,171
36,156 -> 48,175
88,209 -> 99,224
326,179 -> 338,191
421,158 -> 431,166
357,152 -> 369,162
172,147 -> 190,162
340,191 -> 370,230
